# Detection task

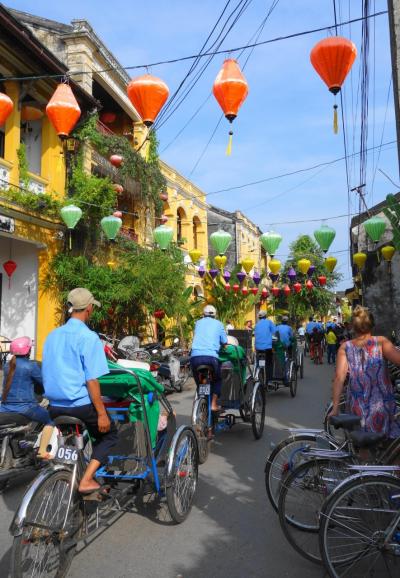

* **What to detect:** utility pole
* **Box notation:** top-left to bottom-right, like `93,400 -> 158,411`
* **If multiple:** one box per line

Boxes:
388,0 -> 400,178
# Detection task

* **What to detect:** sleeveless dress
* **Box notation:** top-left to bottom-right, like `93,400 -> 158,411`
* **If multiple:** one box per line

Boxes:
345,338 -> 400,438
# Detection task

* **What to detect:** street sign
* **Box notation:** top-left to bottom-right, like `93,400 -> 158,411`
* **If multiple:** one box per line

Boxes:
0,214 -> 15,234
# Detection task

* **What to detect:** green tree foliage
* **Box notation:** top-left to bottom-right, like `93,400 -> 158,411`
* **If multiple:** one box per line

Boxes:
282,235 -> 341,323
46,240 -> 188,338
383,194 -> 400,250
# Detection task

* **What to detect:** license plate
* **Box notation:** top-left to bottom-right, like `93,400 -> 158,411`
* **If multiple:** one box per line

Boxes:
55,446 -> 79,464
259,360 -> 265,367
199,384 -> 211,396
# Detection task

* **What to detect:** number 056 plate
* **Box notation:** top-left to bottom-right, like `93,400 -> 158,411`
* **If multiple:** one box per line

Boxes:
258,359 -> 266,367
55,446 -> 79,464
199,384 -> 211,396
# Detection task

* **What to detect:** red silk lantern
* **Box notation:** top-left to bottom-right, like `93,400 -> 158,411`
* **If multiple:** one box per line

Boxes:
318,275 -> 327,287
113,184 -> 124,194
113,211 -> 123,219
232,284 -> 240,294
110,155 -> 123,167
283,284 -> 291,297
46,83 -> 81,137
100,111 -> 117,124
293,282 -> 302,294
0,92 -> 13,125
159,192 -> 168,202
225,283 -> 231,292
154,310 -> 165,319
213,59 -> 249,155
3,260 -> 17,289
306,280 -> 314,292
242,287 -> 248,296
271,287 -> 280,298
127,74 -> 169,127
261,288 -> 269,299
250,287 -> 258,296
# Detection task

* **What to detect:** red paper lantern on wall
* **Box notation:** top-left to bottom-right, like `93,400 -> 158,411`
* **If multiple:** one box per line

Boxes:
3,259 -> 17,289
261,288 -> 269,299
293,282 -> 302,294
242,286 -> 248,296
232,284 -> 240,294
0,92 -> 13,126
127,74 -> 169,127
100,111 -> 117,124
46,83 -> 81,137
225,283 -> 231,292
306,280 -> 314,292
318,275 -> 327,287
154,309 -> 165,319
250,287 -> 258,296
110,155 -> 124,167
283,284 -> 291,297
271,287 -> 280,298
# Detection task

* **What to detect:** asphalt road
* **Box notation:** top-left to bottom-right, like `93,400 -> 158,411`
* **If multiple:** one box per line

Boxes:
0,358 -> 334,578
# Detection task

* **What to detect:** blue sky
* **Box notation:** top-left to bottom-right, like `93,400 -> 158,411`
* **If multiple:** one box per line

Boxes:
8,0 -> 398,289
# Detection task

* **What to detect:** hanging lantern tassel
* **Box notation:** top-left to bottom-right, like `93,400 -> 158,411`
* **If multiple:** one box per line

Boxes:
226,130 -> 233,156
333,104 -> 338,134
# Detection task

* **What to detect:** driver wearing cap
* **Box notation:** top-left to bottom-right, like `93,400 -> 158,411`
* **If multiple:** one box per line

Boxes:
42,288 -> 117,497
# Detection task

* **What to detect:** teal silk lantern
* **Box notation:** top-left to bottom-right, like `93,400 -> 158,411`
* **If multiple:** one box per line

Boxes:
314,224 -> 336,253
363,216 -> 387,244
153,225 -> 174,250
101,215 -> 122,241
210,229 -> 232,255
60,205 -> 82,249
260,230 -> 282,256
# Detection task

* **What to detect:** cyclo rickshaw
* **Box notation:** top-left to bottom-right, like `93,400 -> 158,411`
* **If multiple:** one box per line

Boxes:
256,336 -> 298,398
191,338 -> 265,464
9,362 -> 198,578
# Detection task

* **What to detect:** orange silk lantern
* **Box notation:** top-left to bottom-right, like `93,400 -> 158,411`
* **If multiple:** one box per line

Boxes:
310,37 -> 356,134
100,111 -> 117,124
127,74 -> 169,127
0,92 -> 13,125
213,59 -> 249,155
46,83 -> 81,137
21,105 -> 43,122
110,155 -> 124,167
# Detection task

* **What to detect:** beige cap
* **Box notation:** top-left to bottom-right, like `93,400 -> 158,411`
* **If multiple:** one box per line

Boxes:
67,288 -> 101,312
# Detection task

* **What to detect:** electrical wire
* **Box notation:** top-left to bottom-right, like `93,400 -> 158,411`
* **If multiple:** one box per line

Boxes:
0,10 -> 387,84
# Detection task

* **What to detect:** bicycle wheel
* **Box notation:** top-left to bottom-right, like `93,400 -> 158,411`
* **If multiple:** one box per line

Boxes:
320,473 -> 400,577
192,397 -> 210,464
11,470 -> 83,578
251,383 -> 265,440
289,362 -> 298,398
299,352 -> 304,379
178,364 -> 191,390
278,458 -> 352,564
166,427 -> 198,524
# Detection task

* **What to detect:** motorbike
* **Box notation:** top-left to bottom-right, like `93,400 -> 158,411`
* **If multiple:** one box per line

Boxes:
151,339 -> 191,393
99,333 -> 151,363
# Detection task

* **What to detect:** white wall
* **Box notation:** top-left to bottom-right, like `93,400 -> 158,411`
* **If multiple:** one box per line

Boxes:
0,237 -> 38,345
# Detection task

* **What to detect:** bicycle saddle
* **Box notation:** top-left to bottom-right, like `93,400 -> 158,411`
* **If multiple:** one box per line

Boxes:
53,416 -> 86,428
195,365 -> 214,373
0,412 -> 31,426
329,414 -> 361,430
349,430 -> 387,448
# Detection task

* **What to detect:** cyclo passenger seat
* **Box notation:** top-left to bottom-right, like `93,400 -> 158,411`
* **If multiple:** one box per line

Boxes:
0,412 -> 31,426
329,414 -> 361,431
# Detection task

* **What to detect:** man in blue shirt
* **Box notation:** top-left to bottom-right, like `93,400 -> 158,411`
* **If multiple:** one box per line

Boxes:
254,310 -> 276,382
191,305 -> 228,411
43,288 -> 117,497
276,317 -> 294,348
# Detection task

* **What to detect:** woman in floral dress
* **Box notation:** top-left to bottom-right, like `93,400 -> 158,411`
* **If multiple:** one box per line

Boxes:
331,306 -> 400,438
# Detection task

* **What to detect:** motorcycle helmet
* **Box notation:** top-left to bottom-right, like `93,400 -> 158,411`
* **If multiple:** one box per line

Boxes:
10,336 -> 32,356
203,305 -> 216,318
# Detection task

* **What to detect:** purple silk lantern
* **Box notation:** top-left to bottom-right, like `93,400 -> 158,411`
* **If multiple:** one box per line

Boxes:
198,265 -> 205,279
237,271 -> 246,284
223,270 -> 231,283
209,269 -> 219,280
287,267 -> 296,282
252,271 -> 261,285
269,272 -> 280,283
307,265 -> 316,277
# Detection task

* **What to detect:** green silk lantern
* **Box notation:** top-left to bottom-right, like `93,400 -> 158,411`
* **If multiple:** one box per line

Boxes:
363,216 -> 386,244
101,215 -> 122,241
60,205 -> 82,249
314,224 -> 336,253
210,229 -> 232,255
153,225 -> 173,250
260,230 -> 282,256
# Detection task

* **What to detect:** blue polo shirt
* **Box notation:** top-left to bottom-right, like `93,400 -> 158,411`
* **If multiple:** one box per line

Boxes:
276,324 -> 293,347
191,317 -> 228,359
306,321 -> 316,335
42,318 -> 109,407
254,318 -> 276,350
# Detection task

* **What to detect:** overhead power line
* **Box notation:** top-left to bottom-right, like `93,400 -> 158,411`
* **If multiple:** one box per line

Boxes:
0,10 -> 387,84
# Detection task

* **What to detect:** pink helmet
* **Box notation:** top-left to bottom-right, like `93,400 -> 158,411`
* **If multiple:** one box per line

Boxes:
10,336 -> 33,356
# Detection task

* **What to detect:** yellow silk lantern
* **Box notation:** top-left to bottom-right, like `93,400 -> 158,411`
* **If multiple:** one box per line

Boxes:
298,258 -> 311,275
241,258 -> 254,274
214,255 -> 227,269
325,256 -> 337,273
269,259 -> 281,275
381,246 -> 395,262
189,249 -> 202,263
353,252 -> 367,270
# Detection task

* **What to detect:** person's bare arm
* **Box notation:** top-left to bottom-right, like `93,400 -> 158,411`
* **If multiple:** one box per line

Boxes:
86,379 -> 110,433
381,337 -> 400,365
330,345 -> 348,416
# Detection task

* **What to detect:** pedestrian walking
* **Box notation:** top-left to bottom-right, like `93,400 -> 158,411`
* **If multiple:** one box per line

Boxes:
326,328 -> 337,364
